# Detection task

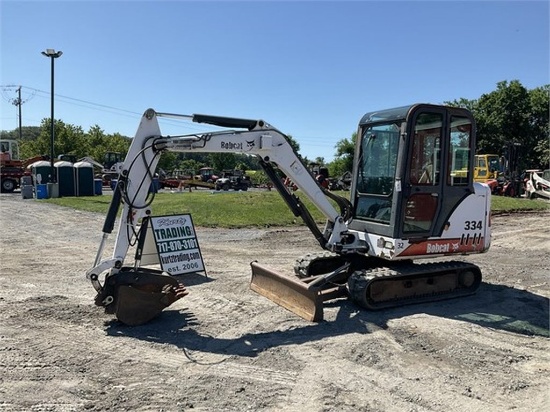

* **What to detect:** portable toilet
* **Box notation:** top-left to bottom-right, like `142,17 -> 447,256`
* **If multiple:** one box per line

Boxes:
74,161 -> 94,196
55,161 -> 75,197
29,160 -> 53,185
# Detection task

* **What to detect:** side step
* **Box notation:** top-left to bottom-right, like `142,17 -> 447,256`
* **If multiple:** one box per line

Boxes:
250,261 -> 347,322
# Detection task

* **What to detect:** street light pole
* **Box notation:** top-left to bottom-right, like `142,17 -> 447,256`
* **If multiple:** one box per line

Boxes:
41,49 -> 63,183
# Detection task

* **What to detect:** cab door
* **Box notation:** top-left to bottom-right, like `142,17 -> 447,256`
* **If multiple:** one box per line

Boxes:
401,109 -> 445,236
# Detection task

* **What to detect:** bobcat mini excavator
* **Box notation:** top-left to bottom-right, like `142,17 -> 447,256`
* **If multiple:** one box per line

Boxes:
86,104 -> 491,325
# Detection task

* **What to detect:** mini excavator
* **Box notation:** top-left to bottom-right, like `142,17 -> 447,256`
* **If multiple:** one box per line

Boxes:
86,104 -> 491,325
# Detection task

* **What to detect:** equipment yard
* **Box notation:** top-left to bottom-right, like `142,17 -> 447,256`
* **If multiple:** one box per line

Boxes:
0,194 -> 549,412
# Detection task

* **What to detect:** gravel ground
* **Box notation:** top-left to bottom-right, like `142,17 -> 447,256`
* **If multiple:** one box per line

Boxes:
0,192 -> 549,412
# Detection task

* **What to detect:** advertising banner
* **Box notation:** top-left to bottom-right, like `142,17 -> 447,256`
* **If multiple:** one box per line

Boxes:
146,214 -> 205,275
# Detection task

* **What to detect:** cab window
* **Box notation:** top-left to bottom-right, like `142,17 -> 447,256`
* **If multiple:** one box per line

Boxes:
355,123 -> 400,223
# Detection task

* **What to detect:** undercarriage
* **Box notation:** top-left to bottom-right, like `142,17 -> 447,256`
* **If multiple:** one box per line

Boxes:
250,252 -> 482,321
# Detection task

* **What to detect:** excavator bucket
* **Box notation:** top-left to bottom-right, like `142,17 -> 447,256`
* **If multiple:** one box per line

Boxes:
95,268 -> 188,326
250,261 -> 346,322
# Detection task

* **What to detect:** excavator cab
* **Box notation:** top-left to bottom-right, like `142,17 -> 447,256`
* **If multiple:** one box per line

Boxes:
349,103 -> 477,241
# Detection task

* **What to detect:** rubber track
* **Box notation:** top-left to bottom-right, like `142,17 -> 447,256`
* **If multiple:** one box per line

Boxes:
348,260 -> 482,310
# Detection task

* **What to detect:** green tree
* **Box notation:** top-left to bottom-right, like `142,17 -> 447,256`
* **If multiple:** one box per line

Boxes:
84,125 -> 106,159
20,119 -> 86,160
178,158 -> 205,173
285,134 -> 301,154
476,81 -> 531,164
0,126 -> 41,141
174,153 -> 210,170
447,80 -> 549,171
208,153 -> 237,171
80,127 -> 130,169
155,152 -> 177,173
446,97 -> 478,112
529,85 -> 550,168
329,132 -> 356,177
17,120 -> 134,170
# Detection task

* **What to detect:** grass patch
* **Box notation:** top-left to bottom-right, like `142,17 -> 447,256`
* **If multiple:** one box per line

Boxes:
44,190 -> 325,228
490,195 -> 550,213
43,189 -> 549,228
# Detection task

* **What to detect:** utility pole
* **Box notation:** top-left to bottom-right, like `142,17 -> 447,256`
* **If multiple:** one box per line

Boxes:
1,85 -> 31,138
13,86 -> 22,140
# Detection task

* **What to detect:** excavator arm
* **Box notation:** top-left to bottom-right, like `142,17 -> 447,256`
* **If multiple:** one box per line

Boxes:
87,109 -> 357,325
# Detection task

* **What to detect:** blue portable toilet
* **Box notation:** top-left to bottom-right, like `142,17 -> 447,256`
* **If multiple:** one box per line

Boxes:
55,161 -> 75,197
74,161 -> 95,196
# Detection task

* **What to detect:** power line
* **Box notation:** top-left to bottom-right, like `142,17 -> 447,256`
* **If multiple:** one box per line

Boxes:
18,85 -> 142,117
15,85 -> 223,133
0,85 -> 344,152
0,85 -> 206,134
1,85 -> 36,106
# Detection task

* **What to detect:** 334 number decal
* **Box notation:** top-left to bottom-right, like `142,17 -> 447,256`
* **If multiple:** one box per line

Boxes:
464,220 -> 483,230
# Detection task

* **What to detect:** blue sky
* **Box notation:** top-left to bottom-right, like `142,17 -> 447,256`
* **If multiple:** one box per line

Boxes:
1,0 -> 548,162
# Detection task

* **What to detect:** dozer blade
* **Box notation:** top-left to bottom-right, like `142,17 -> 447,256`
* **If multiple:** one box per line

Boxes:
95,267 -> 188,326
250,261 -> 346,322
